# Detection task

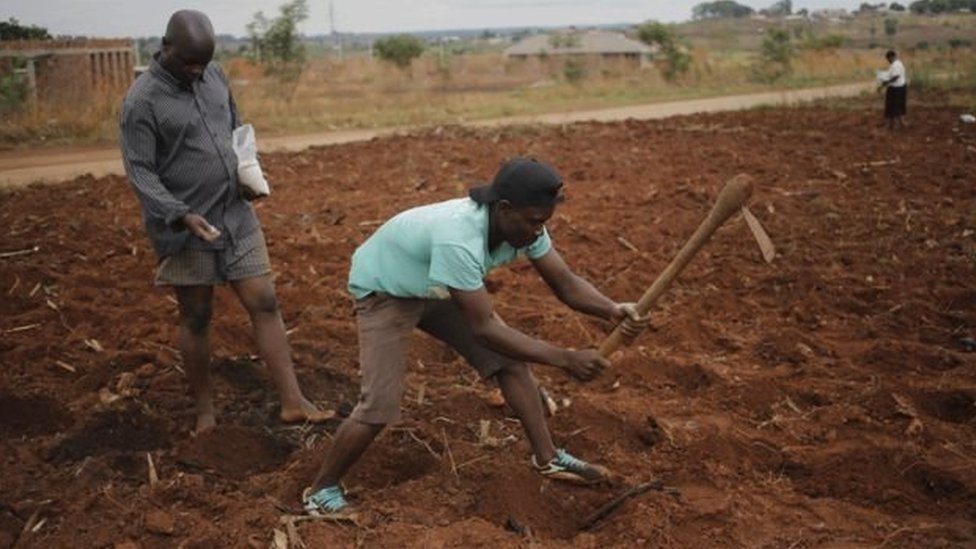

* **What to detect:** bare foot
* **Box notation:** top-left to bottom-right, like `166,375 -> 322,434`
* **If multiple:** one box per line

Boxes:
280,399 -> 335,424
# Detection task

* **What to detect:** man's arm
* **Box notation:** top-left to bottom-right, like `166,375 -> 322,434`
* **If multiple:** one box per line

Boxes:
533,248 -> 619,318
449,287 -> 608,380
119,99 -> 220,241
532,248 -> 649,338
119,99 -> 190,227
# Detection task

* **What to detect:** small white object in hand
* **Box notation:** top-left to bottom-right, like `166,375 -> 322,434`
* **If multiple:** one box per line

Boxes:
232,124 -> 270,196
960,114 -> 976,124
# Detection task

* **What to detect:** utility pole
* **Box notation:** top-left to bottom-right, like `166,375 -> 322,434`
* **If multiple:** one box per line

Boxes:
330,0 -> 343,61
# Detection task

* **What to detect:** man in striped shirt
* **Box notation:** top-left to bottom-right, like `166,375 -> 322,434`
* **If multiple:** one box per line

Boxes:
120,10 -> 331,432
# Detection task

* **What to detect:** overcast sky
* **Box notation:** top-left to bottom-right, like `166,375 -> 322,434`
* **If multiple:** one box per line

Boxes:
6,0 -> 863,38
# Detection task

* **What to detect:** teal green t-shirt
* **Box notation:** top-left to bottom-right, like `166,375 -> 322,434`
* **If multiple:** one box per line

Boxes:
348,198 -> 552,299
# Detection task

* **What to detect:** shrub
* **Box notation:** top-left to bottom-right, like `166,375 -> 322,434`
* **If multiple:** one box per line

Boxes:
752,27 -> 794,82
948,38 -> 973,49
884,18 -> 898,37
374,34 -> 425,69
246,0 -> 309,69
636,22 -> 692,81
0,74 -> 27,113
563,58 -> 585,84
805,33 -> 847,50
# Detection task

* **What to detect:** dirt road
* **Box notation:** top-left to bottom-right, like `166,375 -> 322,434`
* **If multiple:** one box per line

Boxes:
0,82 -> 871,189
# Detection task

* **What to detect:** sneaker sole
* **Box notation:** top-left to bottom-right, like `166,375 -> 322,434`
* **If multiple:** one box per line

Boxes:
542,468 -> 610,485
304,507 -> 361,523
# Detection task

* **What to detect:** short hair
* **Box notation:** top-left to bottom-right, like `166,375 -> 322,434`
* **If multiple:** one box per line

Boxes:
885,50 -> 897,58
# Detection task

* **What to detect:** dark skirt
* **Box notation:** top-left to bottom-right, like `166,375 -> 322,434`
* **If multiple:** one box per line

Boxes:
885,85 -> 907,118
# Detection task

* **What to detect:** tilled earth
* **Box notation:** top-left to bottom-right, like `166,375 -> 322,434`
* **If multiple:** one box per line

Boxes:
1,93 -> 975,548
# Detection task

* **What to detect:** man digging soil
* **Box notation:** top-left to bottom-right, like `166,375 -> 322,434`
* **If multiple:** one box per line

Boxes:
119,10 -> 332,432
303,158 -> 649,518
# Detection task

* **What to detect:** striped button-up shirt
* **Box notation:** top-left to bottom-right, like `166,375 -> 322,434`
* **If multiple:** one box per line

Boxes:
120,55 -> 258,258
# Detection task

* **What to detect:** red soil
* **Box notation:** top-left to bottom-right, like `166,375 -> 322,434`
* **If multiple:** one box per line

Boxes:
1,95 -> 974,548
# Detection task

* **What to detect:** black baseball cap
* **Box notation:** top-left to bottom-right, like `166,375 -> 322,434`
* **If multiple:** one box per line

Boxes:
469,158 -> 565,207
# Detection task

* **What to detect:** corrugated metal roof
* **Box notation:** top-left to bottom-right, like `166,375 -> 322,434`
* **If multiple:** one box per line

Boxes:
504,30 -> 654,56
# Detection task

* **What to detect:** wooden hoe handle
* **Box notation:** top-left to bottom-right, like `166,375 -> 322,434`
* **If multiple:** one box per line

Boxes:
598,174 -> 753,358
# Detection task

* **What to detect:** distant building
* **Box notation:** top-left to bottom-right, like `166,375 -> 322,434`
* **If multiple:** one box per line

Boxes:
504,30 -> 654,69
0,38 -> 135,106
811,9 -> 852,21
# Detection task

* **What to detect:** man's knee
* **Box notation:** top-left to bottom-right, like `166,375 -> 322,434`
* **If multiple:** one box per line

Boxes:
243,288 -> 280,317
181,304 -> 213,334
496,361 -> 532,382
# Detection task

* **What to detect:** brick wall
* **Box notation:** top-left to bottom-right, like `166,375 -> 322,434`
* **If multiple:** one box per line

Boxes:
0,39 -> 134,106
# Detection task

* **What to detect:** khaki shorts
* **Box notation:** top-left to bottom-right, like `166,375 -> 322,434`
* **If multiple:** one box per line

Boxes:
351,293 -> 518,425
154,228 -> 272,286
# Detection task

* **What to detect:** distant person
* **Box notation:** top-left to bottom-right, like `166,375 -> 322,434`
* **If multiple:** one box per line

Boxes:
301,158 -> 649,519
119,10 -> 332,433
877,50 -> 907,130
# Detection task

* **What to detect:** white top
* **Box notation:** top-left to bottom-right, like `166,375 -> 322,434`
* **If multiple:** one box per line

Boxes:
887,59 -> 907,87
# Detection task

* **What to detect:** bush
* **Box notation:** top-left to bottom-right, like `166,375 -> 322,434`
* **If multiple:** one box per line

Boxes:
948,38 -> 973,49
0,74 -> 26,113
884,18 -> 898,37
661,46 -> 693,81
636,22 -> 692,81
805,33 -> 847,50
752,27 -> 794,82
0,17 -> 50,40
374,34 -> 425,69
563,58 -> 585,84
246,0 -> 309,76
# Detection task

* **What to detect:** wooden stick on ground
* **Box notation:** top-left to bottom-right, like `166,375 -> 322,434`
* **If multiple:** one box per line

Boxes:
0,246 -> 39,259
579,480 -> 678,531
441,427 -> 460,484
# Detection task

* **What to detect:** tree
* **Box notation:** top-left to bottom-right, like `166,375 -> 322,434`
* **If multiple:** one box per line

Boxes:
889,2 -> 907,10
909,0 -> 976,12
0,18 -> 51,41
761,0 -> 793,17
884,17 -> 899,36
374,34 -> 425,69
909,0 -> 929,12
548,33 -> 581,49
246,0 -> 309,67
636,22 -> 691,81
563,58 -> 585,85
857,2 -> 888,12
752,27 -> 794,82
691,1 -> 755,19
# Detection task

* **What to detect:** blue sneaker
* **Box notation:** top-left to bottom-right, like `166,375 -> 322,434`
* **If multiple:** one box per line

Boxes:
532,449 -> 610,485
302,485 -> 358,521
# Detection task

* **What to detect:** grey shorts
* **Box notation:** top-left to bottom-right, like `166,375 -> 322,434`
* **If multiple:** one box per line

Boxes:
154,228 -> 272,286
351,293 -> 518,425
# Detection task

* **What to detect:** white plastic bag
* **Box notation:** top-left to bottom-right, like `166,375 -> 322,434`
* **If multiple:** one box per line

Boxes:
232,124 -> 270,197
